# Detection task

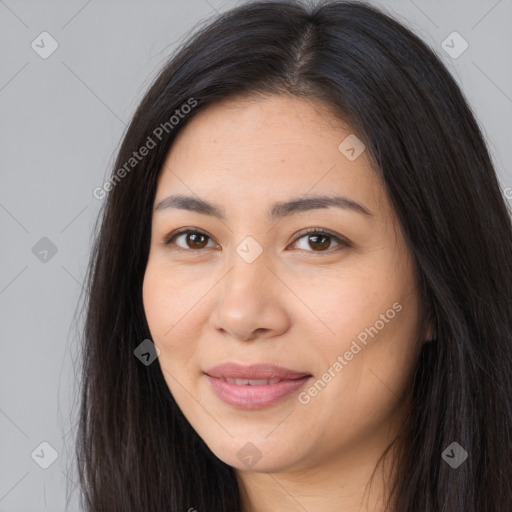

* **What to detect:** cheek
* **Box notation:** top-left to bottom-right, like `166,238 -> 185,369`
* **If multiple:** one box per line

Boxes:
304,297 -> 420,451
143,265 -> 204,409
142,266 -> 172,340
306,257 -> 421,398
142,262 -> 201,365
295,259 -> 409,346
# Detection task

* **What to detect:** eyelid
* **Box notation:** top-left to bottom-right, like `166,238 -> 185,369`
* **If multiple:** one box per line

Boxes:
163,227 -> 219,250
163,227 -> 350,252
291,227 -> 349,248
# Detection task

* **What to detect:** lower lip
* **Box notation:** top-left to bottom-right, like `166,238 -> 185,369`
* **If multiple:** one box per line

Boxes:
205,375 -> 312,409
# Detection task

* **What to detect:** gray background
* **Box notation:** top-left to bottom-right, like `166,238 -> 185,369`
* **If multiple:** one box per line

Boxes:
0,0 -> 510,510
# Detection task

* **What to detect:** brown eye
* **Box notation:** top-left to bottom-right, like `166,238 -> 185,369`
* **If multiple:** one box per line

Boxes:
183,232 -> 209,249
291,229 -> 348,252
165,229 -> 215,250
306,234 -> 331,251
164,228 -> 348,253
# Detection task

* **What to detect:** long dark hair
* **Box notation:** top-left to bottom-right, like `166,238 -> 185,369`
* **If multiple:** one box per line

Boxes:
74,0 -> 512,510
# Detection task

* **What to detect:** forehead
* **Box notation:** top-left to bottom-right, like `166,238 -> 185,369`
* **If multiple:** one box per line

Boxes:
155,94 -> 387,218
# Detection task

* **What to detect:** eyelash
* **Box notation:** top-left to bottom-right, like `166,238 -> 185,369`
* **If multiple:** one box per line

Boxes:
163,227 -> 350,254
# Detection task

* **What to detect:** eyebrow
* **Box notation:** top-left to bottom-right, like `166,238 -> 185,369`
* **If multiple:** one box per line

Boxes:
154,194 -> 373,220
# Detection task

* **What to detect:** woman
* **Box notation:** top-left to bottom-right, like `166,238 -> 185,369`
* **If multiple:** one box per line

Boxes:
76,1 -> 512,510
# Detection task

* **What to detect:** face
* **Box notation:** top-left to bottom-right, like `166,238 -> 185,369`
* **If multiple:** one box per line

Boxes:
142,93 -> 424,475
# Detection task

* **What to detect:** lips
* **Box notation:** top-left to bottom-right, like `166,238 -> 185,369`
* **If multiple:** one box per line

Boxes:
204,363 -> 313,409
204,362 -> 311,381
223,377 -> 281,385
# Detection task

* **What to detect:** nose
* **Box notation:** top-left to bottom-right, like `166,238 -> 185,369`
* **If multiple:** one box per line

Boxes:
209,249 -> 290,342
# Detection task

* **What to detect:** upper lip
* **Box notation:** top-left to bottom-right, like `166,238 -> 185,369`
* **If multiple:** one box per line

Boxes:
204,363 -> 311,380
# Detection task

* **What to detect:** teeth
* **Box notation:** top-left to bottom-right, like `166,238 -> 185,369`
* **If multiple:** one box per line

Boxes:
224,377 -> 281,385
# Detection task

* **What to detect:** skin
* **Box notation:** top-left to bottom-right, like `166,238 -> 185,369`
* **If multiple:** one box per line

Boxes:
142,93 -> 428,512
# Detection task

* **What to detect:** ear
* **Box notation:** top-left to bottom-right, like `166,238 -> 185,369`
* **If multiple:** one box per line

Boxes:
424,322 -> 437,342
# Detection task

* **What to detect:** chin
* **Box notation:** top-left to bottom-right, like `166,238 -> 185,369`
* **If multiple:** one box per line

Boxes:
203,433 -> 305,473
